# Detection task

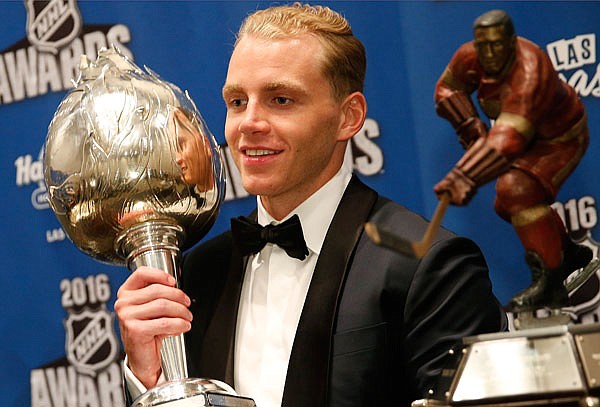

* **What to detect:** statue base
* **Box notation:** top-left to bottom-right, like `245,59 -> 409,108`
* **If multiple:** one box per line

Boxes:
412,323 -> 600,406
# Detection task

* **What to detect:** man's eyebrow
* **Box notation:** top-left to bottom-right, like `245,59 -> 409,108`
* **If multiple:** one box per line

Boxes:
264,81 -> 290,90
222,84 -> 243,96
222,81 -> 306,95
264,81 -> 304,93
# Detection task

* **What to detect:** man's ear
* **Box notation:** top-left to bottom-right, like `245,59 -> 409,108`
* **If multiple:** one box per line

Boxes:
338,92 -> 367,141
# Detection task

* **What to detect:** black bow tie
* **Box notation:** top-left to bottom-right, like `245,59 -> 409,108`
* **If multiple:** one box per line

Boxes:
230,214 -> 309,260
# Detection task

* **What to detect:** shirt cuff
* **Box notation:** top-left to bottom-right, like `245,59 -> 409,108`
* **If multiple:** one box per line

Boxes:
123,355 -> 165,400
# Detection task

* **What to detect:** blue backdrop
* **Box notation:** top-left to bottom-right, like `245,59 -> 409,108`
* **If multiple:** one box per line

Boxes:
1,1 -> 599,405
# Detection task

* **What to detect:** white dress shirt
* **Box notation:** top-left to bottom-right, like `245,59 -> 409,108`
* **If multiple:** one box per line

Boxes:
124,166 -> 352,406
234,167 -> 351,407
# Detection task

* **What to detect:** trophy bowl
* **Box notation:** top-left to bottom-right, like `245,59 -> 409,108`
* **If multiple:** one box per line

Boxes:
44,47 -> 223,265
44,47 -> 255,406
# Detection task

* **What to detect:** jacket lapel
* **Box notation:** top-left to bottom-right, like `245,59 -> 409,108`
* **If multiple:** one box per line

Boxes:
281,176 -> 378,406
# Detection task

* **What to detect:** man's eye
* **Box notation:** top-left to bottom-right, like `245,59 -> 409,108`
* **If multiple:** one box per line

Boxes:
226,98 -> 247,109
274,96 -> 292,105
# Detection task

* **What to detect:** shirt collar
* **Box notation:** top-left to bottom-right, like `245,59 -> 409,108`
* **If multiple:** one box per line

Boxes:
256,166 -> 352,256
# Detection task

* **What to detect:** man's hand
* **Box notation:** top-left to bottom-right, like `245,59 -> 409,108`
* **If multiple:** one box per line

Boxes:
434,168 -> 477,206
114,266 -> 193,389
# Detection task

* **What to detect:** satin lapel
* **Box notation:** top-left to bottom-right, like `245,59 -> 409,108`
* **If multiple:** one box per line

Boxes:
200,244 -> 246,384
281,176 -> 378,406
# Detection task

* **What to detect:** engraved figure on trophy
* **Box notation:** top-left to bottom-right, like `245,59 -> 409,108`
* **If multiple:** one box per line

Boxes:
44,47 -> 256,406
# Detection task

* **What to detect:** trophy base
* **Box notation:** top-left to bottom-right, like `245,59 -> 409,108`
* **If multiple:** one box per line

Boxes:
412,323 -> 600,406
132,378 -> 256,407
513,307 -> 572,330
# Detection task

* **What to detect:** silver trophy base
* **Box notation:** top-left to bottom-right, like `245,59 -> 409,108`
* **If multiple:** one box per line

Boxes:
132,378 -> 256,407
412,323 -> 600,406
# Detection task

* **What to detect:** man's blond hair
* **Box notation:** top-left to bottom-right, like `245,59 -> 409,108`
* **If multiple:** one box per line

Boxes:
236,2 -> 366,101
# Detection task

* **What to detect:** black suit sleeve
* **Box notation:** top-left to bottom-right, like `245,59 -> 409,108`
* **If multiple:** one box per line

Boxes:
402,235 -> 507,396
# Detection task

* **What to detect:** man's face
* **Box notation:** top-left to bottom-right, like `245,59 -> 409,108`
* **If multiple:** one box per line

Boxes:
222,34 -> 348,217
474,25 -> 515,75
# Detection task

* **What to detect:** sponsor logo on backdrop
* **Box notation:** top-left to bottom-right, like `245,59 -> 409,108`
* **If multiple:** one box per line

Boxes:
0,0 -> 133,105
25,0 -> 82,54
15,147 -> 48,210
547,33 -> 600,97
30,274 -> 125,407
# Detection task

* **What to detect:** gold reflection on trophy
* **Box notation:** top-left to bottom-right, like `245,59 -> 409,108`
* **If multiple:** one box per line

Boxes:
171,107 -> 214,192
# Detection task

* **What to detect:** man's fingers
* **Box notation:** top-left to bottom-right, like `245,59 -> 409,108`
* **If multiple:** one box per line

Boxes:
118,282 -> 190,307
123,316 -> 192,339
121,297 -> 193,322
118,266 -> 177,292
117,295 -> 193,340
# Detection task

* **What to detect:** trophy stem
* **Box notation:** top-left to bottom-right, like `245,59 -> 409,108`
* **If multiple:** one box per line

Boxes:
116,220 -> 189,382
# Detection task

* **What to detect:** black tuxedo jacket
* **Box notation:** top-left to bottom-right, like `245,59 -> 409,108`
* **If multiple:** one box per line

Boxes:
179,176 -> 507,406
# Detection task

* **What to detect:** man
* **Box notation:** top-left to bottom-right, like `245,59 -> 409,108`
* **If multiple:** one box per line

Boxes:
433,9 -> 592,312
116,4 -> 506,406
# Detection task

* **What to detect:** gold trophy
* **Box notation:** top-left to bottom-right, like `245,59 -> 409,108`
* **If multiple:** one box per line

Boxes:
44,47 -> 255,406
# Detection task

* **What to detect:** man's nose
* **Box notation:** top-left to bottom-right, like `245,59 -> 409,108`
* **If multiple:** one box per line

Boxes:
238,101 -> 270,134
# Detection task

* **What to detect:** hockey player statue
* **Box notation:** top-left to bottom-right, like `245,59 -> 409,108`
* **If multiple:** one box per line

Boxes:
433,9 -> 597,326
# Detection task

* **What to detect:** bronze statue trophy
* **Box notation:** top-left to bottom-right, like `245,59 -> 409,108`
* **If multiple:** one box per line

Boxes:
44,47 -> 256,407
366,9 -> 600,407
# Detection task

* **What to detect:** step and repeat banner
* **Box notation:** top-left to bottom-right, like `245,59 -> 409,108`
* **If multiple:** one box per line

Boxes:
1,1 -> 599,405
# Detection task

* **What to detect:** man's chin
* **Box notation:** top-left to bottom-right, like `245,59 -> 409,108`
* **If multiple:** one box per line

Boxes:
242,179 -> 274,197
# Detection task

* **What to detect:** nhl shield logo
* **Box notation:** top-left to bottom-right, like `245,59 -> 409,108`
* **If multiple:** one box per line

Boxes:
65,307 -> 118,376
25,0 -> 82,54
